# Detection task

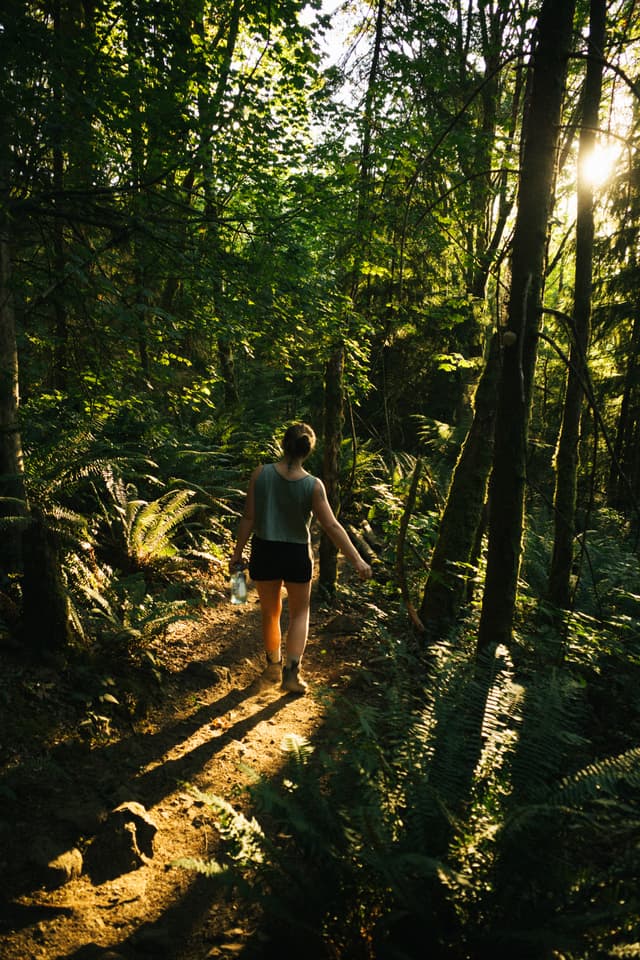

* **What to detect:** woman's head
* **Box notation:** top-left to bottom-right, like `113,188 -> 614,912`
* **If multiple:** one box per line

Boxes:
282,423 -> 316,461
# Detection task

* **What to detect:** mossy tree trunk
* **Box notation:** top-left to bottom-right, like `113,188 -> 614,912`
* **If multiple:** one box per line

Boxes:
419,333 -> 500,633
22,509 -> 73,651
416,6 -> 531,635
478,0 -> 576,651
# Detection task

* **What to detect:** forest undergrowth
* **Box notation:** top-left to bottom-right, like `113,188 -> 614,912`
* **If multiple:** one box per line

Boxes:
2,419 -> 640,959
4,551 -> 639,960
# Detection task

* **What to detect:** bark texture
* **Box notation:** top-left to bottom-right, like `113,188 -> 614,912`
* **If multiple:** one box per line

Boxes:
420,333 -> 500,632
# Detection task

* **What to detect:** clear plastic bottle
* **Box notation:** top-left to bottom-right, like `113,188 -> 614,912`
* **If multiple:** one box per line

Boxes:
230,566 -> 248,605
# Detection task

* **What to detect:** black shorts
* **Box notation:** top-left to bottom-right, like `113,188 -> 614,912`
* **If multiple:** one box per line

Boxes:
249,536 -> 313,583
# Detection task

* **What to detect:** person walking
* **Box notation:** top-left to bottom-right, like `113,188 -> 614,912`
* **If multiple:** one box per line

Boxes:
229,423 -> 372,694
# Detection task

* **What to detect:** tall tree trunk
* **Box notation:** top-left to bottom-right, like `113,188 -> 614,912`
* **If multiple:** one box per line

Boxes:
420,334 -> 500,632
319,344 -> 344,597
191,0 -> 242,401
417,6 -> 529,633
608,307 -> 640,511
318,0 -> 384,593
548,0 -> 605,608
52,0 -> 68,391
126,1 -> 150,382
0,227 -> 27,580
477,0 -> 576,651
470,6 -> 528,299
0,4 -> 25,540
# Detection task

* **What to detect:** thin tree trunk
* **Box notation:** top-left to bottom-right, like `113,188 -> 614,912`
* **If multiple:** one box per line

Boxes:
608,308 -> 640,511
52,0 -> 68,391
478,0 -> 576,651
548,0 -> 605,608
126,1 -> 151,384
217,335 -> 238,406
318,0 -> 384,594
471,5 -> 528,298
196,0 -> 242,402
319,344 -> 344,597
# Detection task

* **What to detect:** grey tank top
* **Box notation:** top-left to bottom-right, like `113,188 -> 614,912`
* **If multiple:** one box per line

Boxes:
253,463 -> 317,543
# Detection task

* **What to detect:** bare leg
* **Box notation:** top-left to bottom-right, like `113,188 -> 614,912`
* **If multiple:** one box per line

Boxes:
284,580 -> 312,663
254,580 -> 283,661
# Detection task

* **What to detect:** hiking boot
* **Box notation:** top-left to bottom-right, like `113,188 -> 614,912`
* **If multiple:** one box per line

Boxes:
262,659 -> 282,683
281,662 -> 308,695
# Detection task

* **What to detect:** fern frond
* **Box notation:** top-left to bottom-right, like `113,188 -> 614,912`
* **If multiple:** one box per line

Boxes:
0,496 -> 29,513
0,516 -> 31,532
280,732 -> 313,761
145,490 -> 198,537
125,500 -> 151,555
190,788 -> 266,866
556,746 -> 640,806
507,669 -> 589,802
610,944 -> 640,958
169,478 -> 240,516
130,490 -> 198,563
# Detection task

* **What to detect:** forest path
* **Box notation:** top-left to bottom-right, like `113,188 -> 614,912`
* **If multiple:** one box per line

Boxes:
0,571 -> 368,960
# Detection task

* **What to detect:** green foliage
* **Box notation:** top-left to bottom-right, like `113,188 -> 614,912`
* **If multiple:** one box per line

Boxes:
175,786 -> 266,879
71,561 -> 191,657
364,450 -> 442,590
92,466 -> 200,574
2,0 -> 640,950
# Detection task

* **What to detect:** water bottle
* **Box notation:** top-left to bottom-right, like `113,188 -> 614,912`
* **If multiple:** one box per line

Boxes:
230,565 -> 248,605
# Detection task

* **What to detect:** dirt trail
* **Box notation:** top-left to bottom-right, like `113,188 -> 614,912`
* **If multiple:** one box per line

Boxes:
0,579 -> 366,960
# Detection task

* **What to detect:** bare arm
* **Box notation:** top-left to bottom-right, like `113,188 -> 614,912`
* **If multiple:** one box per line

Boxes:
312,478 -> 372,580
229,466 -> 262,570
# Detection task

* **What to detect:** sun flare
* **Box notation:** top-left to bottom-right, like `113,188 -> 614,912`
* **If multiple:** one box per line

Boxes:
580,143 -> 621,188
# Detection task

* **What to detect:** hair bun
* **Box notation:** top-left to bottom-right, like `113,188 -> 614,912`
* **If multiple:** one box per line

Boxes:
295,435 -> 311,456
283,423 -> 316,460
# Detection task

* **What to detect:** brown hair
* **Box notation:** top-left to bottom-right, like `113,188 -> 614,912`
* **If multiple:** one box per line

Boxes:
282,423 -> 316,461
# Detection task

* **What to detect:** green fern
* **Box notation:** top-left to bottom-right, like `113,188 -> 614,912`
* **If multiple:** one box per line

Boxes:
94,466 -> 199,572
69,559 -> 191,654
127,488 -> 199,567
555,746 -> 640,805
177,632 -> 465,955
186,787 -> 266,865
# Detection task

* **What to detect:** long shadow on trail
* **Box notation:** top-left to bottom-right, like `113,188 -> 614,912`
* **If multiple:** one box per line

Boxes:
54,682 -> 331,960
132,686 -> 296,807
0,668 -> 292,923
